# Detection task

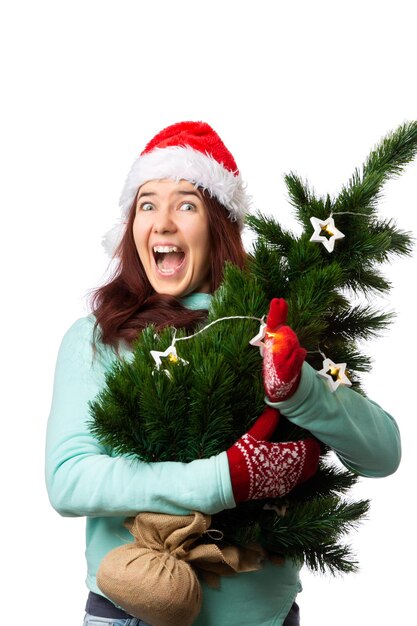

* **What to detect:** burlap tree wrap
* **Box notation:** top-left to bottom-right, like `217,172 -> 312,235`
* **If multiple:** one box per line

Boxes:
97,511 -> 266,626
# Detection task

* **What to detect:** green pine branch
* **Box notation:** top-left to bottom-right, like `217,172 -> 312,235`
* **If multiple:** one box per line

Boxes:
288,458 -> 360,500
327,306 -> 394,342
259,497 -> 370,574
336,121 -> 417,214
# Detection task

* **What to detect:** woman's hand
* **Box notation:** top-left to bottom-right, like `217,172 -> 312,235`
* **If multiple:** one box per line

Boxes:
263,298 -> 306,402
227,407 -> 320,503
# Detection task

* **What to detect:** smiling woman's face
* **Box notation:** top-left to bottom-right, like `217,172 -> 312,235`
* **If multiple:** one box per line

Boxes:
133,179 -> 212,298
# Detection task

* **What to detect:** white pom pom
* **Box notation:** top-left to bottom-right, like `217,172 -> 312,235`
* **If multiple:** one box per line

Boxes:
102,220 -> 125,258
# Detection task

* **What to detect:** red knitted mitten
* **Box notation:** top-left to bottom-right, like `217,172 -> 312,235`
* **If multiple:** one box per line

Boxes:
263,298 -> 307,402
227,407 -> 320,503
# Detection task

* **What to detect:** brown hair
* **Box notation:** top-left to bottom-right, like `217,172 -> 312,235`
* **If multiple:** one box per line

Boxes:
90,190 -> 246,347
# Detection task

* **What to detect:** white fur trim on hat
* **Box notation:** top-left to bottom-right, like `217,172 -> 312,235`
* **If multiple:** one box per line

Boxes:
102,146 -> 251,256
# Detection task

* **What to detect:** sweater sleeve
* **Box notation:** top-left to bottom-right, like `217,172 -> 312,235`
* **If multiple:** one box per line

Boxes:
265,362 -> 401,478
45,317 -> 235,518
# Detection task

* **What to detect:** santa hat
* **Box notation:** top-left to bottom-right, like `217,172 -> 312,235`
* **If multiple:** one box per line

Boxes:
103,121 -> 251,256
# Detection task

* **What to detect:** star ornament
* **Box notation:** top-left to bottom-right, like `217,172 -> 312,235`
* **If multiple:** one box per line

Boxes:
310,216 -> 345,253
150,344 -> 189,371
249,322 -> 267,356
317,358 -> 352,392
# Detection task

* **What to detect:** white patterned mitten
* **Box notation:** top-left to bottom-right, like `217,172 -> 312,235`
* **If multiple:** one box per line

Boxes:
227,407 -> 320,502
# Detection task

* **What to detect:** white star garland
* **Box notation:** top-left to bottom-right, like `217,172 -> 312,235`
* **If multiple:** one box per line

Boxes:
310,216 -> 345,252
150,317 -> 353,394
150,316 -> 265,373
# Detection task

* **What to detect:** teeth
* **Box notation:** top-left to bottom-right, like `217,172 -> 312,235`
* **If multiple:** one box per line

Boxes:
153,245 -> 181,253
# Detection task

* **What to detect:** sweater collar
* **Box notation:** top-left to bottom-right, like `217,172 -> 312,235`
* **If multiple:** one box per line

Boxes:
180,292 -> 212,311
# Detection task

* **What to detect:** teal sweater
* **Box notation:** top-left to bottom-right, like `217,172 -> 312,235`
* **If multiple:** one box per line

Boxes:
45,293 -> 401,626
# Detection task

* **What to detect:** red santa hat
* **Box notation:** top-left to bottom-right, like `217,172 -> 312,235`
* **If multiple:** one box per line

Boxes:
103,121 -> 251,256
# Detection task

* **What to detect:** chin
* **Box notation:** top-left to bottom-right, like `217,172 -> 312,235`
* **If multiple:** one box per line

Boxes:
151,282 -> 190,298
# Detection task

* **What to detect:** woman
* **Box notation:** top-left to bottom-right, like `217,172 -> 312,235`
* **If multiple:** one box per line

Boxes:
46,121 -> 401,626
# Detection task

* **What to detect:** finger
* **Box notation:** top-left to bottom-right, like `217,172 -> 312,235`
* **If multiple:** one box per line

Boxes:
266,298 -> 288,330
292,348 -> 307,373
298,437 -> 321,482
247,407 -> 280,441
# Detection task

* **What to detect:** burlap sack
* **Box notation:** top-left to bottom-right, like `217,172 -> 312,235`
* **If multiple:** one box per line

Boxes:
97,511 -> 265,626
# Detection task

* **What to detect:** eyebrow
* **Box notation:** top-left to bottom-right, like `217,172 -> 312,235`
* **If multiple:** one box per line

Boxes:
137,189 -> 202,200
137,192 -> 156,200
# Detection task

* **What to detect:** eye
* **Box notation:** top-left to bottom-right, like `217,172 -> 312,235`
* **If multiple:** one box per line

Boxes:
139,202 -> 154,211
179,202 -> 196,212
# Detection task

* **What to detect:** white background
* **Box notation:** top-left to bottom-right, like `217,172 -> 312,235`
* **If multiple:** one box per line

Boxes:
1,1 -> 416,624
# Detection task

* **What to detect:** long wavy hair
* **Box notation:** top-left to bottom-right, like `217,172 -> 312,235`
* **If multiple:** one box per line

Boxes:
90,189 -> 247,347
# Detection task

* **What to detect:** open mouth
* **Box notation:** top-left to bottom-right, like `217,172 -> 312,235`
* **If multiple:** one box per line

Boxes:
153,245 -> 186,275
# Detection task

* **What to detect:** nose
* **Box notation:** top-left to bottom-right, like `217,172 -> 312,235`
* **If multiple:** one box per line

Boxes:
153,207 -> 177,234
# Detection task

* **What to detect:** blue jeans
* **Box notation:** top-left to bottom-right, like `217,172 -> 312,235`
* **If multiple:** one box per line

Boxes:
83,602 -> 299,626
83,605 -> 299,626
83,614 -> 152,626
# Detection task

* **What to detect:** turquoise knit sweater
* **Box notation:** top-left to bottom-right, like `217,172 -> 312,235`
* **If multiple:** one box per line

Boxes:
45,292 -> 400,626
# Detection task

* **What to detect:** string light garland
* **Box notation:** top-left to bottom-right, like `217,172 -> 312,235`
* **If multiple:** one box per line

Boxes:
151,318 -> 352,392
150,315 -> 264,373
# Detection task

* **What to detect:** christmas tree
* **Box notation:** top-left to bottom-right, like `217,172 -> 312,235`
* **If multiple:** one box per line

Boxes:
90,121 -> 416,575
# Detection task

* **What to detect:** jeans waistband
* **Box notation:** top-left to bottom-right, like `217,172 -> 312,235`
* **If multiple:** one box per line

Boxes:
85,591 -> 131,619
